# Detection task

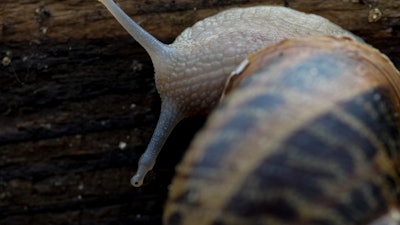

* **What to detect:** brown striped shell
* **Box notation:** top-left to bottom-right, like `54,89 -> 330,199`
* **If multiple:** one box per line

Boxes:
163,36 -> 400,225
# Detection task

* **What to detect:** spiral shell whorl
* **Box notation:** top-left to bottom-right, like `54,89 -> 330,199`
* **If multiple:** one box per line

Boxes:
164,36 -> 400,225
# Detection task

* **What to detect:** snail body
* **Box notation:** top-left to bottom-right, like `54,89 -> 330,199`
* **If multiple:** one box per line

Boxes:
164,36 -> 400,225
98,0 -> 359,187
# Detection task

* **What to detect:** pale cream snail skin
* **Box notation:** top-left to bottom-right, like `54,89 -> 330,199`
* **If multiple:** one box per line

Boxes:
97,0 -> 359,187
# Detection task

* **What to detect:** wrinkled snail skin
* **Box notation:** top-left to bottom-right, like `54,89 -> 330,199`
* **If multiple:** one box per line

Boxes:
98,0 -> 360,187
164,36 -> 400,225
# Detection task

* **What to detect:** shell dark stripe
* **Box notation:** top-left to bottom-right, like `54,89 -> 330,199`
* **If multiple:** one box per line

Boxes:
217,88 -> 400,225
190,93 -> 285,171
167,88 -> 398,225
167,88 -> 400,224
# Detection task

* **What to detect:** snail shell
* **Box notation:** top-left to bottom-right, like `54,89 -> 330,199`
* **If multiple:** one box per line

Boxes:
164,36 -> 400,225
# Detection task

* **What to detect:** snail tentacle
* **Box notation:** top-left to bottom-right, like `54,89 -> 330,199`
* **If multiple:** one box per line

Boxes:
131,101 -> 182,187
98,0 -> 172,60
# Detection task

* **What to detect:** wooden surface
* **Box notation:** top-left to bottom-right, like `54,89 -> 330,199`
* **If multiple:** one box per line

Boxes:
1,0 -> 400,224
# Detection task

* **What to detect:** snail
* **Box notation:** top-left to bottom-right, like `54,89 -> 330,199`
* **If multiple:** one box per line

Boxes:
98,0 -> 360,187
163,36 -> 400,225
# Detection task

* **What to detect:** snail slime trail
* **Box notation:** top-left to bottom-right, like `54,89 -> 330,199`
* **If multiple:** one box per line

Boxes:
98,0 -> 359,187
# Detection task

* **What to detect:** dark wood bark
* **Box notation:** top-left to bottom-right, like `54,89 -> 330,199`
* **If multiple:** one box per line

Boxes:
1,0 -> 399,225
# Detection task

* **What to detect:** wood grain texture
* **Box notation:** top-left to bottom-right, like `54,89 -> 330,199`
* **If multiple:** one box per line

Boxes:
1,0 -> 400,43
0,0 -> 399,225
